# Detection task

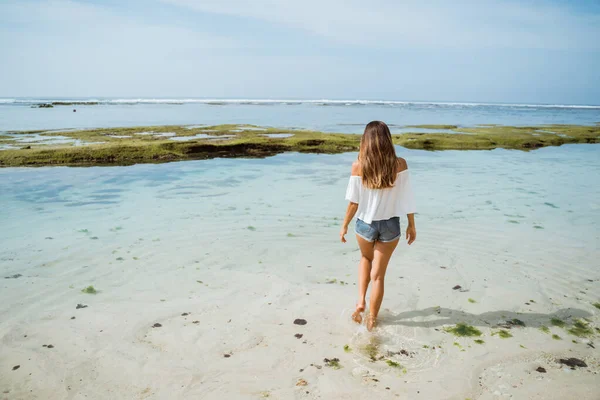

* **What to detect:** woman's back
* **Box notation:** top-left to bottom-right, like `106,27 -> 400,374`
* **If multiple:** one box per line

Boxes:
345,158 -> 416,224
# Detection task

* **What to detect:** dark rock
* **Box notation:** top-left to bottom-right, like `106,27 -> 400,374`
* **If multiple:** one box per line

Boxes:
536,367 -> 546,373
452,285 -> 462,290
181,313 -> 189,316
497,318 -> 526,329
587,342 -> 595,349
12,365 -> 20,371
294,334 -> 303,339
294,319 -> 307,325
45,237 -> 54,240
559,358 -> 587,368
21,146 -> 31,150
76,304 -> 88,309
47,345 -> 54,348
152,323 -> 162,328
71,317 -> 75,320
223,354 -> 231,358
386,387 -> 390,390
192,321 -> 199,324
4,274 -> 22,279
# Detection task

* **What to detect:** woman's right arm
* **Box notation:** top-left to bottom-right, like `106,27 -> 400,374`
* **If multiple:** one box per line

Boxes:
398,157 -> 416,245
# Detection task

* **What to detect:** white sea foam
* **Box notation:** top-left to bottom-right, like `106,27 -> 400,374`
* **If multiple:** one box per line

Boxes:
1,98 -> 599,109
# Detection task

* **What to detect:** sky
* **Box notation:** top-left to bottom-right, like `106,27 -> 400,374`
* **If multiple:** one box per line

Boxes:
0,0 -> 599,104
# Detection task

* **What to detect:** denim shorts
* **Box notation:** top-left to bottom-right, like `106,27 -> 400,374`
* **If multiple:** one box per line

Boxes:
355,217 -> 401,243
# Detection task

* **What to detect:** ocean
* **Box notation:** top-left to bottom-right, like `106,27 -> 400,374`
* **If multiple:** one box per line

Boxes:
1,98 -> 599,132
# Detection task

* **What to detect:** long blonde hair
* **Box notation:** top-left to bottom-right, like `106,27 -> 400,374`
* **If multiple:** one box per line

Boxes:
359,121 -> 397,189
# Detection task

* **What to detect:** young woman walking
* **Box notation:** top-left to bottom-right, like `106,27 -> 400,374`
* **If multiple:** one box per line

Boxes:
340,121 -> 417,331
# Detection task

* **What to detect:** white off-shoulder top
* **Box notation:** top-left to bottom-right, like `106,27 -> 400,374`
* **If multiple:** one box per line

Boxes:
345,170 -> 416,224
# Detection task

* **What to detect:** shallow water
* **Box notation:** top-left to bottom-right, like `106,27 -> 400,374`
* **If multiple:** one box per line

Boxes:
1,145 -> 599,399
1,144 -> 598,284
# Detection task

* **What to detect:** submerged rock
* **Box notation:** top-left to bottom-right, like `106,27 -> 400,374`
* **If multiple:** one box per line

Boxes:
76,304 -> 88,309
559,358 -> 587,368
536,367 -> 547,373
152,323 -> 162,328
4,274 -> 22,279
293,319 -> 307,325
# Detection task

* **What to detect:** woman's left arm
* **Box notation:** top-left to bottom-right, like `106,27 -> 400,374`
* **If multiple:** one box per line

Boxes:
406,213 -> 416,245
340,202 -> 358,243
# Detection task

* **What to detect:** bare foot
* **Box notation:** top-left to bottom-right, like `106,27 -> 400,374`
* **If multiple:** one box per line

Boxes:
366,315 -> 377,331
351,304 -> 365,324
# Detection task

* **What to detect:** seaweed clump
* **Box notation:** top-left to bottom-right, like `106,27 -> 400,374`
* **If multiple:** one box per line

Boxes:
444,323 -> 482,337
324,358 -> 342,369
550,318 -> 566,328
492,330 -> 513,339
81,285 -> 97,294
567,319 -> 594,338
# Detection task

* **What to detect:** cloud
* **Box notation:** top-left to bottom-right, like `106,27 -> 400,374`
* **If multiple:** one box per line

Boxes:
161,0 -> 600,50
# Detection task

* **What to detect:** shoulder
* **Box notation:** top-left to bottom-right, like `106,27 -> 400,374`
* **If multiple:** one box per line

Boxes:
396,157 -> 408,173
351,161 -> 361,176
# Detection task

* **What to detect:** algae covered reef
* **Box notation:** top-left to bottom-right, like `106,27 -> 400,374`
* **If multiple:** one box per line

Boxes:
0,123 -> 598,167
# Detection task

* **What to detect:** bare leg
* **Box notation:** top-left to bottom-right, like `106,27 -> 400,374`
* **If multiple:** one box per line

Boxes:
367,239 -> 399,331
352,235 -> 374,324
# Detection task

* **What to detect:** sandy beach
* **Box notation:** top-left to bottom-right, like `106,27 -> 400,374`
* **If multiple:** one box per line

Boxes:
1,145 -> 599,399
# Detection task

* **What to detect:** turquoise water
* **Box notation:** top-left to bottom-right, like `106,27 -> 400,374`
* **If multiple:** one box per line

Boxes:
1,141 -> 599,398
1,144 -> 598,287
1,98 -> 599,132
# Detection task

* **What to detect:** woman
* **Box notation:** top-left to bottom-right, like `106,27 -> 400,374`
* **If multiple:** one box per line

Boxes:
340,121 -> 417,331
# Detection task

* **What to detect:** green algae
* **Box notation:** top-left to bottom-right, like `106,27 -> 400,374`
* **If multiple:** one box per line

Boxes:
1,123 -> 598,167
493,330 -> 513,339
593,302 -> 600,310
468,298 -> 476,303
363,337 -> 381,361
324,358 -> 342,369
246,226 -> 256,231
550,318 -> 566,328
474,339 -> 485,344
539,326 -> 550,334
81,285 -> 97,294
286,233 -> 296,237
343,344 -> 351,353
385,360 -> 402,368
567,319 -> 594,337
445,323 -> 482,337
552,334 -> 562,340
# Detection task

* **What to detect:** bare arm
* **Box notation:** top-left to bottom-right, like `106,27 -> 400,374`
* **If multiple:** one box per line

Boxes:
406,213 -> 416,245
340,202 -> 358,243
340,161 -> 361,243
